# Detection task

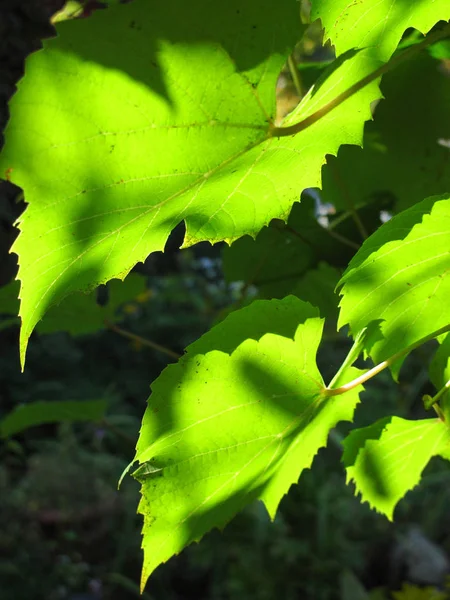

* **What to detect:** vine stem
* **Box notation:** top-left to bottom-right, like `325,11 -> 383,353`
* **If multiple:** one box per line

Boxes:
287,54 -> 303,98
322,226 -> 360,250
424,378 -> 450,409
104,320 -> 181,360
324,323 -> 450,397
270,22 -> 450,139
327,326 -> 368,390
327,161 -> 368,241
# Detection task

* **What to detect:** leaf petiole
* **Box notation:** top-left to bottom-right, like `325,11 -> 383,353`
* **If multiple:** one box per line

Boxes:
327,326 -> 368,389
423,378 -> 450,411
325,323 -> 450,397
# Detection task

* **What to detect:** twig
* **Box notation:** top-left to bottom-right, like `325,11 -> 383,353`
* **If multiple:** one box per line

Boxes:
322,225 -> 360,250
287,54 -> 303,97
327,160 -> 368,241
105,320 -> 180,360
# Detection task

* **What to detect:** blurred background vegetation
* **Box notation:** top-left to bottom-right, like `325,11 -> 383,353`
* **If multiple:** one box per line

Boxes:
0,1 -> 450,599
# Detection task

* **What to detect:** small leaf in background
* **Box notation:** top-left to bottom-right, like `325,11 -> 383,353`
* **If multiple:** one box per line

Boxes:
391,582 -> 447,600
0,399 -> 107,438
321,53 -> 450,214
343,416 -> 450,520
0,273 -> 145,335
134,297 -> 363,587
311,0 -> 450,61
338,196 -> 450,376
340,569 -> 370,600
222,196 -> 351,299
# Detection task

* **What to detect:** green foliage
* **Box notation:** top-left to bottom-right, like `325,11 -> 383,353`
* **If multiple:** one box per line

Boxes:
0,0 -> 300,363
338,196 -> 450,375
391,583 -> 447,600
0,273 -> 145,335
222,196 -> 351,301
311,0 -> 450,60
321,52 -> 450,214
0,0 -> 391,365
343,416 -> 450,519
134,297 -> 362,583
0,0 -> 449,591
430,334 -> 450,388
0,399 -> 106,438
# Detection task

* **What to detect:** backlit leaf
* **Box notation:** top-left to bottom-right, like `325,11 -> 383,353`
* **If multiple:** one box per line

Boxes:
0,0 -> 385,365
343,416 -> 450,519
338,196 -> 450,375
134,297 -> 362,586
311,0 -> 450,61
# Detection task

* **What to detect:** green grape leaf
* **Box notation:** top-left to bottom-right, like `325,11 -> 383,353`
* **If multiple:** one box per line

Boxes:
311,0 -> 450,61
189,295 -> 320,356
0,399 -> 107,438
0,273 -> 145,335
134,297 -> 362,587
343,416 -> 450,519
0,0 -> 385,366
338,196 -> 450,376
321,53 -> 450,214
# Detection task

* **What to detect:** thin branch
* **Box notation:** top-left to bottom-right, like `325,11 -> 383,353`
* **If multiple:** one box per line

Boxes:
322,225 -> 360,250
105,320 -> 181,360
272,221 -> 316,249
327,160 -> 368,241
433,403 -> 445,421
270,23 -> 450,139
423,378 -> 450,410
274,219 -> 359,252
324,323 -> 450,397
287,54 -> 303,98
327,326 -> 368,389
